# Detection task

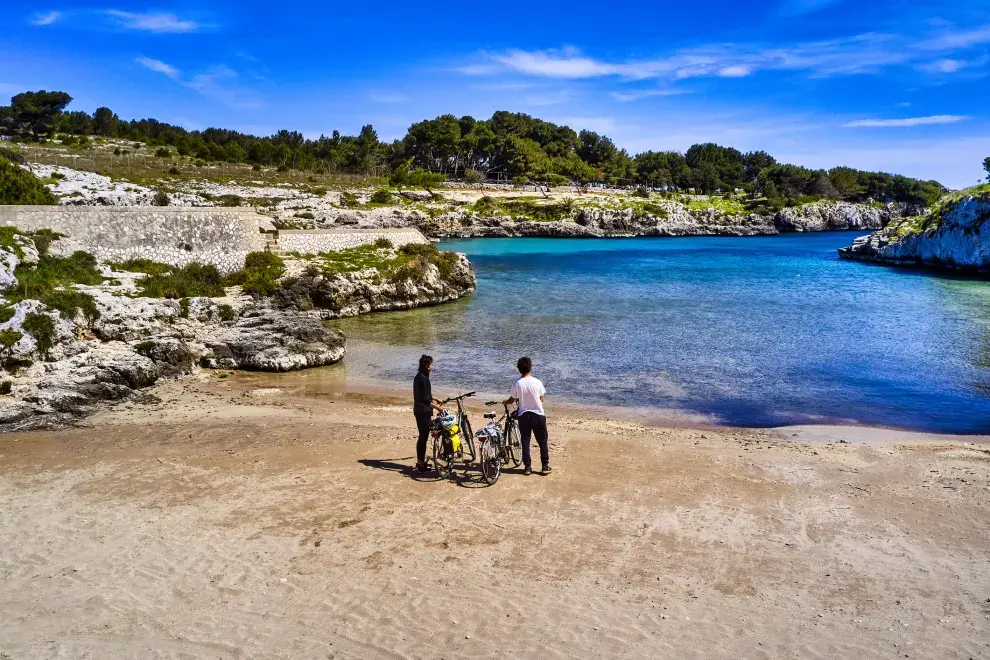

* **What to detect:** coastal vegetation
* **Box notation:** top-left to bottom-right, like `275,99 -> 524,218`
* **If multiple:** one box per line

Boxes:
296,241 -> 460,284
0,154 -> 57,205
1,89 -> 944,207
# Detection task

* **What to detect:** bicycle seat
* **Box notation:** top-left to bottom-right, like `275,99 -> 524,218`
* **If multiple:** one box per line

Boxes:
484,413 -> 497,419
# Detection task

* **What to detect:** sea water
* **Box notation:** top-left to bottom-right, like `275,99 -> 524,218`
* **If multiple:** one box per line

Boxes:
329,234 -> 990,433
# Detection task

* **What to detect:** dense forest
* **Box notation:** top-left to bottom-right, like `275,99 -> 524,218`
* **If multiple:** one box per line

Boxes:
0,90 -> 949,206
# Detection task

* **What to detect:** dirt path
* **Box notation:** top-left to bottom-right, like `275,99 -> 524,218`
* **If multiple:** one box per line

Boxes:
1,374 -> 988,659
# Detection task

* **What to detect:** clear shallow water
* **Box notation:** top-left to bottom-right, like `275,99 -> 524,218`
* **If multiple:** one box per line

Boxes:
329,234 -> 990,434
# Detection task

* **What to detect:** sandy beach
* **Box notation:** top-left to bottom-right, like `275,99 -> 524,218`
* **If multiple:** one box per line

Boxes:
1,371 -> 989,659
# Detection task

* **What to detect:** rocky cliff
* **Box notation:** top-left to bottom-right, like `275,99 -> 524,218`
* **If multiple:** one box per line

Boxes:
303,200 -> 919,239
0,234 -> 476,430
839,186 -> 990,272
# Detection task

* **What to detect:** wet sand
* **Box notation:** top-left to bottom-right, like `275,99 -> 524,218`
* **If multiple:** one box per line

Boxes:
1,372 -> 989,659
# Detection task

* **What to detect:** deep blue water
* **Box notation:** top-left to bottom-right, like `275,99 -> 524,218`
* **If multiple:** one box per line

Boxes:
331,234 -> 990,434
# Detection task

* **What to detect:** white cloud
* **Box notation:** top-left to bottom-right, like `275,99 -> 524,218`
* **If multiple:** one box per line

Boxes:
31,11 -> 60,26
610,88 -> 689,102
136,57 -> 180,79
718,65 -> 752,77
842,115 -> 970,128
493,49 -> 616,78
464,23 -> 990,82
107,10 -> 200,33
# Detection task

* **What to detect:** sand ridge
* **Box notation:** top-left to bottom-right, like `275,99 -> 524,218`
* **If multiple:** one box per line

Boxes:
1,374 -> 988,659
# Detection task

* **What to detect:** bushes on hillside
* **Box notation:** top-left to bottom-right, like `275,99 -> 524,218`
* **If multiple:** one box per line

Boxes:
0,157 -> 56,205
225,251 -> 285,296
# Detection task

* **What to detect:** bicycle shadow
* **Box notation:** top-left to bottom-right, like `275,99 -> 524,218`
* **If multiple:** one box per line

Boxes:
358,457 -> 444,482
456,463 -> 527,489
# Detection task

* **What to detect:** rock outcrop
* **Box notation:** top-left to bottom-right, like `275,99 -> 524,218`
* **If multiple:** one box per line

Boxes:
0,286 -> 346,431
276,253 -> 477,318
839,187 -> 990,272
302,200 -> 918,239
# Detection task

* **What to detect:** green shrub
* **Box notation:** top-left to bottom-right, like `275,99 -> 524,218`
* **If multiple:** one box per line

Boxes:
152,190 -> 169,206
154,147 -> 171,158
38,289 -> 100,322
370,188 -> 393,204
0,327 -> 23,365
113,147 -> 122,156
340,192 -> 360,208
0,305 -> 14,323
135,262 -> 226,298
0,146 -> 26,164
294,211 -> 315,220
464,169 -> 484,184
632,186 -> 650,198
31,228 -> 65,256
112,258 -> 173,277
218,304 -> 236,322
309,187 -> 328,197
512,176 -> 529,186
0,380 -> 12,395
217,194 -> 242,207
22,312 -> 56,359
0,158 -> 57,205
252,164 -> 261,171
4,251 -> 103,322
179,298 -> 190,318
373,237 -> 394,249
225,251 -> 285,296
167,166 -> 180,175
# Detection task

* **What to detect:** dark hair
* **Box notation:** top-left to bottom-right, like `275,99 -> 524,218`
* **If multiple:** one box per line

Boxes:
418,354 -> 433,372
517,356 -> 532,375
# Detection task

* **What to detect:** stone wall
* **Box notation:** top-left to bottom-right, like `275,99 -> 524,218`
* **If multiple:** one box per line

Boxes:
277,228 -> 430,255
0,206 -> 267,274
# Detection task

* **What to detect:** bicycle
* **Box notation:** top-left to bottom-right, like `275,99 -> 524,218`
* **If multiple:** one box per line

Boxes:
476,401 -> 523,485
430,391 -> 477,479
439,391 -> 477,464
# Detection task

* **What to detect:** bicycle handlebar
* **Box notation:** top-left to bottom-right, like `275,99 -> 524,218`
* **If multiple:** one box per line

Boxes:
441,391 -> 476,404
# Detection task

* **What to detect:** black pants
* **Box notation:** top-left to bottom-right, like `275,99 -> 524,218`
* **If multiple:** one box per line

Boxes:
518,412 -> 549,468
415,410 -> 433,464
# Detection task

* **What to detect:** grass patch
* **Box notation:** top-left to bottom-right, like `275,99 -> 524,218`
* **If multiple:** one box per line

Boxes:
6,252 -> 103,321
300,242 -> 459,284
471,196 -> 575,222
127,262 -> 226,298
224,251 -> 285,296
678,195 -> 749,215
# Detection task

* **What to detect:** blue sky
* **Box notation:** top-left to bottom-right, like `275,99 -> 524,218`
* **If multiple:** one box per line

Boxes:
2,0 -> 989,187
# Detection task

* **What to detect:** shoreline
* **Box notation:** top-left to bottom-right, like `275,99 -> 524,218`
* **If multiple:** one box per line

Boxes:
210,368 -> 990,446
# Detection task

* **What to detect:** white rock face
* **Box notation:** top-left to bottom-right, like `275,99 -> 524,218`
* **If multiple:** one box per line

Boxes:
24,164 -> 207,206
840,191 -> 990,271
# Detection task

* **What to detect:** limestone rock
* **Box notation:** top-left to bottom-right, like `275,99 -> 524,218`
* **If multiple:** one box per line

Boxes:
275,253 -> 476,319
839,190 -> 990,272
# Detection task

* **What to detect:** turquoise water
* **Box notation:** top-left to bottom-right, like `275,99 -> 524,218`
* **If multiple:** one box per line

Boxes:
331,234 -> 990,434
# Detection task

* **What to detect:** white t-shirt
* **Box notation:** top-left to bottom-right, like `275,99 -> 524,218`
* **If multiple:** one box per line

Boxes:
511,375 -> 546,416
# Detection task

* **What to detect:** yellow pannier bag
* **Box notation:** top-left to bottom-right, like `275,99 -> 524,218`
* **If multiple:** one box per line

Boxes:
448,424 -> 461,453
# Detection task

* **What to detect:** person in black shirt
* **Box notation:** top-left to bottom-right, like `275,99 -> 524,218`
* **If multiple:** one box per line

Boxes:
413,354 -> 443,472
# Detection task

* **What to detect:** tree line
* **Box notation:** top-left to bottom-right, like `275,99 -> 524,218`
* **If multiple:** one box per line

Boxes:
0,90 -> 948,206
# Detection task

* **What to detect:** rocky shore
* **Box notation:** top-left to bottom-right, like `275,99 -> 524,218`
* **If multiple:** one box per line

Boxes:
839,186 -> 990,272
286,199 -> 921,239
0,233 -> 476,431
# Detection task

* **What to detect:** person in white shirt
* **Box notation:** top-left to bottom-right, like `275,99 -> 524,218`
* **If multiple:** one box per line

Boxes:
503,356 -> 551,476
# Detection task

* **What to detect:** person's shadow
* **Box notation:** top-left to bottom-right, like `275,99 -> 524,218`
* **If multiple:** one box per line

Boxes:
359,457 -> 443,482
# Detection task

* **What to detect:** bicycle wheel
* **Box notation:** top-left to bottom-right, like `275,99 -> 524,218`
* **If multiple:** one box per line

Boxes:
505,421 -> 522,468
459,414 -> 475,463
432,434 -> 454,480
480,437 -> 501,485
